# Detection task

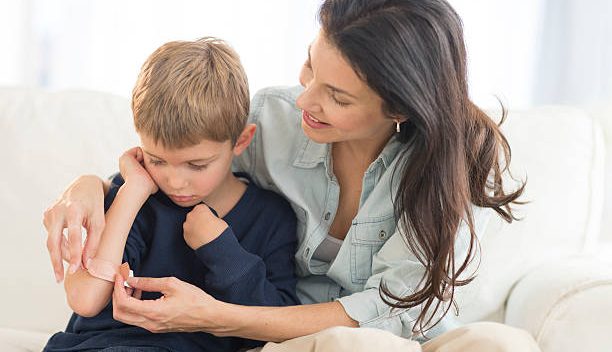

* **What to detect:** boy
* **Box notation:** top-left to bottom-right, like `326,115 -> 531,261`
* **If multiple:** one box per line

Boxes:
44,37 -> 299,351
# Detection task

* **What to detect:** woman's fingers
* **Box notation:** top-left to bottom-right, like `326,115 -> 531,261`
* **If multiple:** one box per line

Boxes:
43,175 -> 107,282
112,275 -> 164,331
133,288 -> 143,299
66,206 -> 85,274
82,210 -> 105,266
125,276 -> 179,295
43,209 -> 67,282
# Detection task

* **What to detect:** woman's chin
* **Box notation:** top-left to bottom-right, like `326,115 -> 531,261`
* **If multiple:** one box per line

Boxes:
301,122 -> 336,144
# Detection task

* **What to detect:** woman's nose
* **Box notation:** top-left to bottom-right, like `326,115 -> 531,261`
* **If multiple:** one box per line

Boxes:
296,85 -> 322,114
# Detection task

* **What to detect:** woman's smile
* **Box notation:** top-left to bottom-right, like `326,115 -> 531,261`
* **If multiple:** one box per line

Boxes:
302,110 -> 331,129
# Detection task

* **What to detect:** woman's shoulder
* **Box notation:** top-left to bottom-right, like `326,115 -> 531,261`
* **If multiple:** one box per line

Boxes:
251,85 -> 303,107
234,85 -> 311,192
249,85 -> 303,127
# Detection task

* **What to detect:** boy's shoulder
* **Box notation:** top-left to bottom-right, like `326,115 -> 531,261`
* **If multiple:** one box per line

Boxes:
235,172 -> 295,219
103,173 -> 125,210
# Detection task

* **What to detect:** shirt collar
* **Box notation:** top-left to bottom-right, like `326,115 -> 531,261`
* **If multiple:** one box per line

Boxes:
293,132 -> 404,171
292,133 -> 329,168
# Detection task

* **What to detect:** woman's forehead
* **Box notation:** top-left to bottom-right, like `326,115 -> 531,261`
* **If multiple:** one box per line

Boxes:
310,33 -> 383,106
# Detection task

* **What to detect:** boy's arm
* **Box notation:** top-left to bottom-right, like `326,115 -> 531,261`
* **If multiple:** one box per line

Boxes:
64,184 -> 148,317
64,147 -> 156,317
189,205 -> 299,307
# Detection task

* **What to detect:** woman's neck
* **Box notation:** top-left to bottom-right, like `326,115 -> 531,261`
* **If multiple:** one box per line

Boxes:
332,131 -> 394,170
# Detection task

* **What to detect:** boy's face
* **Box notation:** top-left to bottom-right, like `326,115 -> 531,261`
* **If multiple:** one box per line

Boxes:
139,134 -> 235,207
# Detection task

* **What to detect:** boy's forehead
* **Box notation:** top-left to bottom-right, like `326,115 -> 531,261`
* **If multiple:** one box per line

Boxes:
139,134 -> 232,161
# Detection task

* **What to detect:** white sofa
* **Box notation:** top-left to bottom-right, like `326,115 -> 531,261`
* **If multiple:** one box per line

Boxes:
1,87 -> 611,351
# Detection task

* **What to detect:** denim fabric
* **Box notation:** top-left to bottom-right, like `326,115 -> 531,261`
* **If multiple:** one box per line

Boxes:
233,86 -> 492,338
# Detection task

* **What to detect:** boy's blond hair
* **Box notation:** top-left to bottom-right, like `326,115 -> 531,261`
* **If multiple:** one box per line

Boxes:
132,37 -> 249,148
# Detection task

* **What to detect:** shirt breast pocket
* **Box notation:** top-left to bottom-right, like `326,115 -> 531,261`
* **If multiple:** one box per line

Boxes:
350,214 -> 396,284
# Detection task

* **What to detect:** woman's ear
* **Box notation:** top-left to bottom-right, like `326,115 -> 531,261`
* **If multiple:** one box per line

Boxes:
233,123 -> 257,156
391,115 -> 408,124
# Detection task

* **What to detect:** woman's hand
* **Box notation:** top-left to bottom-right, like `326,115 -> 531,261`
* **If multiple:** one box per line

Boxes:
43,175 -> 107,282
112,275 -> 227,334
119,147 -> 158,196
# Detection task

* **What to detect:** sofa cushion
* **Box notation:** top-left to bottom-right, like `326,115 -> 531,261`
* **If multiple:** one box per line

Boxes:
0,87 -> 137,333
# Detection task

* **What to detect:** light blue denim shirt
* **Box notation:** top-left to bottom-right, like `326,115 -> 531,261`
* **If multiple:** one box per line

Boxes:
233,86 -> 491,339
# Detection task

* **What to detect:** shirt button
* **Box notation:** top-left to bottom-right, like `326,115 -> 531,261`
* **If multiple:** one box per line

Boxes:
324,212 -> 331,221
305,247 -> 310,256
379,230 -> 387,239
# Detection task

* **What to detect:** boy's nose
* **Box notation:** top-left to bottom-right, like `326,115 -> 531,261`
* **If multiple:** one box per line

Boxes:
166,171 -> 188,190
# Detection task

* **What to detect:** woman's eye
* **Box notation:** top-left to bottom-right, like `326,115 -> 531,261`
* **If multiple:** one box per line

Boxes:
149,159 -> 164,165
332,95 -> 350,107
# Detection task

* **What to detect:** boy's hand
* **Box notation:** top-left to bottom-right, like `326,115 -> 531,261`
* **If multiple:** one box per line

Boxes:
183,204 -> 228,249
119,147 -> 158,196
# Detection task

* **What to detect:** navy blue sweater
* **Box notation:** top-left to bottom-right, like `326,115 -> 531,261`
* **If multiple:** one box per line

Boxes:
44,173 -> 299,352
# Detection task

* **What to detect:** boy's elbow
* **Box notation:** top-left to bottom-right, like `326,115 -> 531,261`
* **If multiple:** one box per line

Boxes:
66,289 -> 106,317
70,303 -> 102,318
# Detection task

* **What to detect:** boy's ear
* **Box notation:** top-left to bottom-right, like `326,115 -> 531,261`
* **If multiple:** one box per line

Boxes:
233,123 -> 256,156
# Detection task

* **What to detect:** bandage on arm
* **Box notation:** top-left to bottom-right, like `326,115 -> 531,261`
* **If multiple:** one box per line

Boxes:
86,258 -> 133,285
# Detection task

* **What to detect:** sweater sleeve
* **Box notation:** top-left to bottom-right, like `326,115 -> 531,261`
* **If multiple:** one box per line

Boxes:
194,215 -> 299,307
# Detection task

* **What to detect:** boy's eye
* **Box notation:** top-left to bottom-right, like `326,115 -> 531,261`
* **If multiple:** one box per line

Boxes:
189,164 -> 207,171
149,159 -> 164,165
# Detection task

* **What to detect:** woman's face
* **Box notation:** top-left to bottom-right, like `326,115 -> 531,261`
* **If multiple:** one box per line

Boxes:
296,32 -> 396,145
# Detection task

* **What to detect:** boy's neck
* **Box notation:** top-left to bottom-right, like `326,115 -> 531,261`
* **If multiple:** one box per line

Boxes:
201,172 -> 247,218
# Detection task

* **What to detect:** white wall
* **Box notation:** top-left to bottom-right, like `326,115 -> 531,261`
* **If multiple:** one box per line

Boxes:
1,0 -> 611,242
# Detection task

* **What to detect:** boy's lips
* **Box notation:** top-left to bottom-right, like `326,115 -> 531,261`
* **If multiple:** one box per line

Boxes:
302,110 -> 331,129
169,195 -> 195,203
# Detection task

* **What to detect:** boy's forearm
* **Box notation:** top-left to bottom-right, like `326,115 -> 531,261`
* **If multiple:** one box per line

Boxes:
65,184 -> 148,317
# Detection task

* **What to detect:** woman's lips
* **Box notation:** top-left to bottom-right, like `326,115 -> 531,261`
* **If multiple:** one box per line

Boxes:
302,110 -> 331,129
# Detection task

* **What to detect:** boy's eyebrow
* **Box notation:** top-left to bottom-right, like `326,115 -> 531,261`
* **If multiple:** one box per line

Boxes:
143,151 -> 216,163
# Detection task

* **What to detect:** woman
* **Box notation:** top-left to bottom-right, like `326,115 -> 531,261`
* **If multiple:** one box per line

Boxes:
44,0 -> 538,350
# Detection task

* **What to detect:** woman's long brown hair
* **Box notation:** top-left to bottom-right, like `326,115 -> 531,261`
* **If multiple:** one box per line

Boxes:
320,0 -> 525,335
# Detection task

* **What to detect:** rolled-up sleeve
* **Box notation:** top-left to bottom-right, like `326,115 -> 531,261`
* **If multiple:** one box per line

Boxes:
338,205 -> 491,338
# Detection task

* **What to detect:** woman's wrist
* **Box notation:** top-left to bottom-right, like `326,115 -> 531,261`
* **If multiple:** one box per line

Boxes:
208,300 -> 253,337
207,301 -> 358,342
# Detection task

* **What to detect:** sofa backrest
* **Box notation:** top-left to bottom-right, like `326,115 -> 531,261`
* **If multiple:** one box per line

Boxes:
457,107 -> 604,323
0,87 -> 137,332
0,87 -> 604,333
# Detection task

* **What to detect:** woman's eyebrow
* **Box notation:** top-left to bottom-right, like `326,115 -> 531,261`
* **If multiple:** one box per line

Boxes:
326,84 -> 358,99
307,44 -> 312,64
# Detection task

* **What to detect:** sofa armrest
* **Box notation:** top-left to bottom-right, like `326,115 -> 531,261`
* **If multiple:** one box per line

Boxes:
0,328 -> 52,352
505,256 -> 612,352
